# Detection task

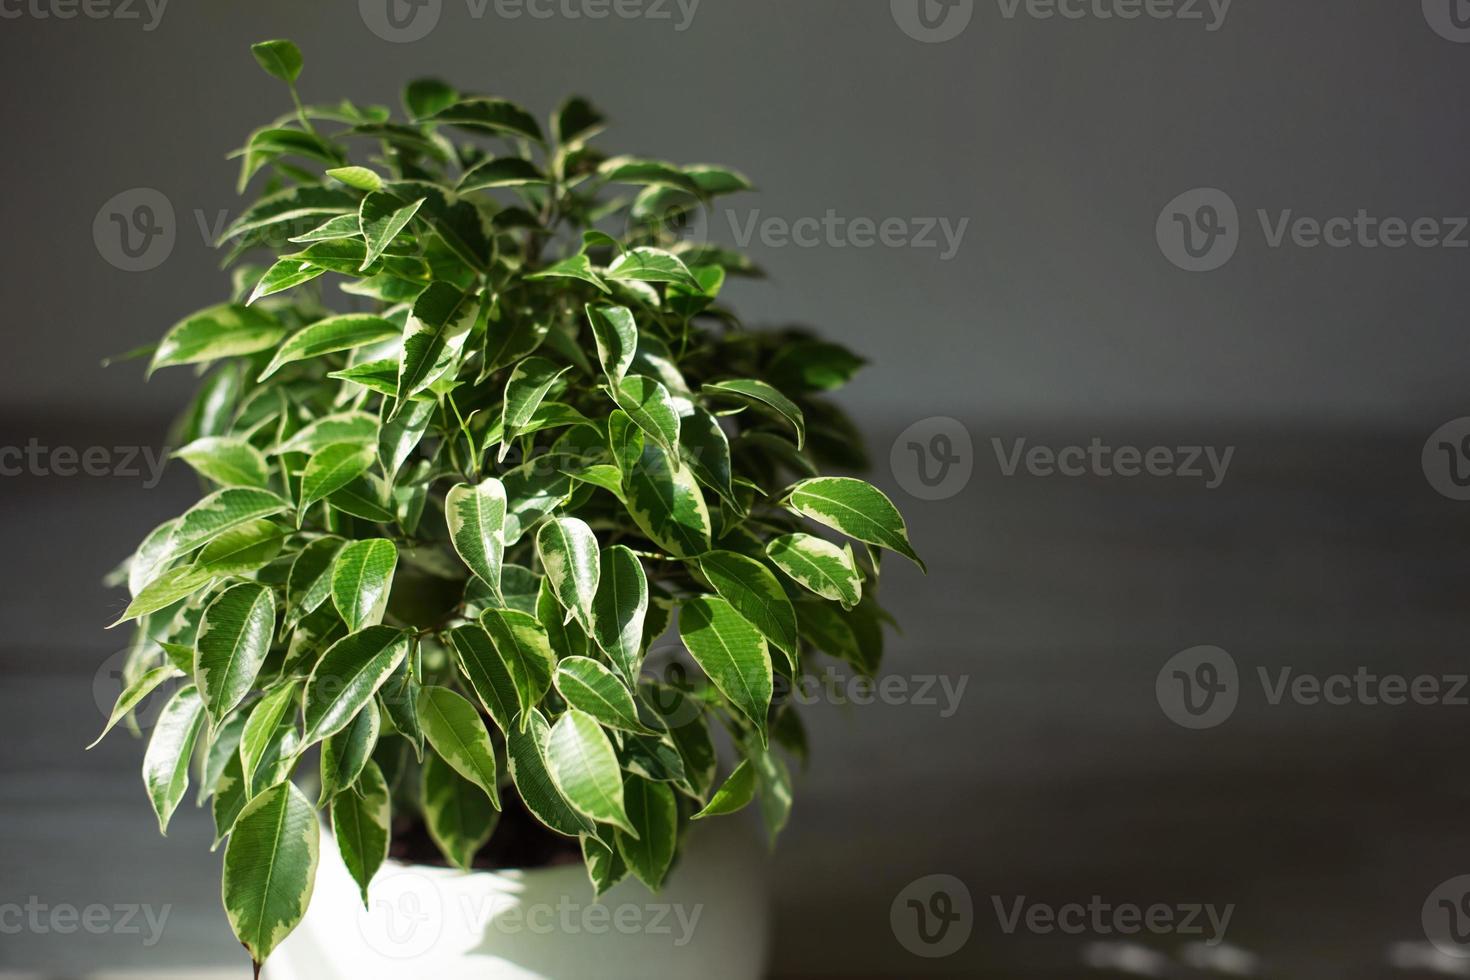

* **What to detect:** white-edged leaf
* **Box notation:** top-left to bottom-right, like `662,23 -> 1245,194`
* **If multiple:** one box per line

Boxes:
446,479 -> 507,595
782,477 -> 924,571
590,545 -> 648,683
331,758 -> 390,906
678,595 -> 772,744
259,314 -> 400,380
765,533 -> 862,609
418,685 -> 501,808
302,626 -> 411,744
173,437 -> 270,488
331,538 -> 398,631
546,710 -> 635,835
142,684 -> 206,833
196,583 -> 277,722
535,516 -> 600,632
222,781 -> 320,966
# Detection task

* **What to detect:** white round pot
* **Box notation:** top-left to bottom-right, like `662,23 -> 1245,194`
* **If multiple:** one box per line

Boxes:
263,819 -> 770,980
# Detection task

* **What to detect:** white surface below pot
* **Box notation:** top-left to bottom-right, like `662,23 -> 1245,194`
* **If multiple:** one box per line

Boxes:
263,818 -> 770,980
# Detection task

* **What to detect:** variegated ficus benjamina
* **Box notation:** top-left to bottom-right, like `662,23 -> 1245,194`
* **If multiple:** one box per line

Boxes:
93,39 -> 924,972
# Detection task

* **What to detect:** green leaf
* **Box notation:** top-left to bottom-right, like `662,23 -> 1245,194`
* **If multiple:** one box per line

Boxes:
115,566 -> 217,626
582,834 -> 627,897
697,551 -> 798,669
448,625 -> 519,736
271,412 -> 379,456
445,478 -> 507,595
767,340 -> 865,393
238,681 -> 300,798
285,537 -> 345,628
613,375 -> 680,456
554,96 -> 605,147
478,609 -> 554,726
598,156 -> 701,196
222,186 -> 357,242
318,701 -> 379,805
606,247 -> 702,290
250,39 -> 303,84
555,657 -> 650,734
692,759 -> 757,819
150,304 -> 285,375
398,282 -> 480,401
678,595 -> 772,743
590,545 -> 648,683
222,781 -> 319,967
500,357 -> 572,459
174,437 -> 270,489
199,708 -> 250,805
585,304 -> 638,385
302,626 -> 411,744
289,212 -> 361,243
685,164 -> 754,196
433,97 -> 544,143
331,539 -> 398,632
329,359 -> 400,396
505,711 -> 592,837
359,192 -> 424,270
751,743 -> 793,844
538,576 -> 589,661
143,684 -> 205,834
501,465 -> 574,546
765,533 -> 861,609
259,315 -> 400,380
527,255 -> 609,293
535,517 -> 600,632
458,157 -> 548,192
679,407 -> 737,507
247,258 -> 326,305
379,398 -> 435,480
161,488 -> 293,566
782,477 -> 925,571
300,442 -> 376,516
197,519 -> 286,574
326,165 -> 382,192
546,710 -> 635,835
421,750 -> 496,870
622,441 -> 711,558
404,78 -> 457,119
616,775 -> 677,890
417,686 -> 501,809
196,583 -> 277,722
89,665 -> 180,750
331,759 -> 390,906
211,753 -> 249,846
702,379 -> 806,450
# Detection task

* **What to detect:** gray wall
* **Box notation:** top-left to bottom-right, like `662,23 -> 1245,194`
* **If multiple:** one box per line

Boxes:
2,1 -> 1468,427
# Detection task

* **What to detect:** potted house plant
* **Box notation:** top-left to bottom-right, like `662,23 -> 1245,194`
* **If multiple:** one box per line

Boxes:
94,39 -> 924,979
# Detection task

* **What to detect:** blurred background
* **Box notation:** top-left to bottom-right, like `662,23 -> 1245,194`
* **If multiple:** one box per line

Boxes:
3,1 -> 1470,977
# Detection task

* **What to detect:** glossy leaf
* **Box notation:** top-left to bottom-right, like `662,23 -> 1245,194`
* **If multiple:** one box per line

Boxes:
259,315 -> 399,380
331,759 -> 390,905
546,709 -> 635,835
765,533 -> 862,609
535,516 -> 599,632
196,583 -> 277,722
174,437 -> 270,488
302,626 -> 411,744
445,478 -> 507,594
421,750 -> 496,870
331,539 -> 397,632
417,685 -> 501,808
222,781 -> 319,966
697,551 -> 798,667
590,545 -> 648,682
692,759 -> 757,820
703,379 -> 806,450
782,477 -> 925,571
142,684 -> 205,834
150,304 -> 285,375
616,775 -> 677,889
555,657 -> 650,734
678,595 -> 772,743
478,609 -> 554,725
